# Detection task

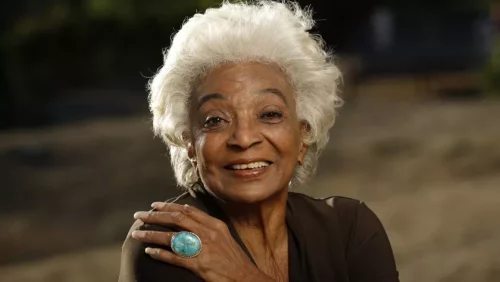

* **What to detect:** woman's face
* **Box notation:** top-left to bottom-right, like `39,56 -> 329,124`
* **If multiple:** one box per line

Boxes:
188,62 -> 307,204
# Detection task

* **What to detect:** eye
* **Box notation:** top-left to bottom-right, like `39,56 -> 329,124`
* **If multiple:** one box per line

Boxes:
204,116 -> 226,128
259,111 -> 284,123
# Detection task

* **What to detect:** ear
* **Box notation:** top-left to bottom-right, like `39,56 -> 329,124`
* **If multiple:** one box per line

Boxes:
297,122 -> 309,165
183,131 -> 196,161
187,142 -> 195,161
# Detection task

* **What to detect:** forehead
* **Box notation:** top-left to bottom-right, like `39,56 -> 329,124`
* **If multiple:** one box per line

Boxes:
194,62 -> 294,99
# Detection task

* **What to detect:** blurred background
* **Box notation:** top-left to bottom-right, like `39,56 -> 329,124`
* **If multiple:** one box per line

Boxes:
1,0 -> 499,281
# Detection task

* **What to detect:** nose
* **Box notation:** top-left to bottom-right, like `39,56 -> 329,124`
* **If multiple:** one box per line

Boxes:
226,117 -> 263,150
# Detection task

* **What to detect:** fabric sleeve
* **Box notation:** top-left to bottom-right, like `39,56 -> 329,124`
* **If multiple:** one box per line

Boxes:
334,198 -> 399,282
118,220 -> 202,282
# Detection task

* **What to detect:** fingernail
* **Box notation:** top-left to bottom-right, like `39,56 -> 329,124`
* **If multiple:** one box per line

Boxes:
145,247 -> 158,256
131,231 -> 144,239
134,212 -> 147,219
151,202 -> 164,209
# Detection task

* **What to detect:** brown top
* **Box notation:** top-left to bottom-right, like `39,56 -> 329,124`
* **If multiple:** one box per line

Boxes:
119,190 -> 399,282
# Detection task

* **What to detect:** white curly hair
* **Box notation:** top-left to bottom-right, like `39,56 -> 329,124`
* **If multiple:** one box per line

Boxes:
148,0 -> 342,189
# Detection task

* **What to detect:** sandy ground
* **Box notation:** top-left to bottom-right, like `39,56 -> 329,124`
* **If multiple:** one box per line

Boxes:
1,97 -> 500,282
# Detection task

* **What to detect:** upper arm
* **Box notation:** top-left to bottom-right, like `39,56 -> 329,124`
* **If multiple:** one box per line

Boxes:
118,221 -> 202,282
344,202 -> 399,282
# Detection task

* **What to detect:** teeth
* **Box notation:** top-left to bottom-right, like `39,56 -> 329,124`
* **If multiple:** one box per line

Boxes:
231,162 -> 270,170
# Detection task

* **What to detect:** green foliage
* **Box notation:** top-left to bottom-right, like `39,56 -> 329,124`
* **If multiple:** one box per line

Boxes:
386,0 -> 489,15
3,0 -> 223,85
85,0 -> 220,21
484,36 -> 500,96
0,0 -> 222,127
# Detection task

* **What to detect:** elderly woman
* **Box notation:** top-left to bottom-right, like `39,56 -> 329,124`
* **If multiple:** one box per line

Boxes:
119,1 -> 399,282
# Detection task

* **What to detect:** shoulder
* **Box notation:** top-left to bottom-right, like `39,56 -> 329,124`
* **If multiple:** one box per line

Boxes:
289,192 -> 386,234
288,192 -> 362,205
288,192 -> 399,281
288,192 -> 387,250
119,192 -> 203,282
288,192 -> 365,219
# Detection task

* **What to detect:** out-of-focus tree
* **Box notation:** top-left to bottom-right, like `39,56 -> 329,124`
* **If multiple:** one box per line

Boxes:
0,0 -> 219,128
485,38 -> 500,95
485,1 -> 500,96
85,0 -> 217,21
385,0 -> 489,15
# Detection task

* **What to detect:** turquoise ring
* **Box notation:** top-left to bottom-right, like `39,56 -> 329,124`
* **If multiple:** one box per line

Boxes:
170,231 -> 202,258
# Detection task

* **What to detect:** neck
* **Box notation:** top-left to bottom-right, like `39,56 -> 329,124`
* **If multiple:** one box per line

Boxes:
218,189 -> 288,253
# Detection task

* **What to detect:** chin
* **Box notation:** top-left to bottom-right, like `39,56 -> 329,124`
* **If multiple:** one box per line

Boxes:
219,182 -> 286,204
225,185 -> 287,204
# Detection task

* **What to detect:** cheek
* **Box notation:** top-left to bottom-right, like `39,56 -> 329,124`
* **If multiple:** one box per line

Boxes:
194,133 -> 223,170
266,124 -> 302,156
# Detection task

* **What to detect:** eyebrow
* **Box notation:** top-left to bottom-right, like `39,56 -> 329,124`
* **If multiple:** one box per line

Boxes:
259,88 -> 288,106
196,88 -> 288,110
197,93 -> 226,110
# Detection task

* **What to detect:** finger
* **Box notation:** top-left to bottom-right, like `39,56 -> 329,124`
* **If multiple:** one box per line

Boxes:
131,230 -> 175,246
151,202 -> 222,227
133,211 -> 199,232
145,247 -> 192,269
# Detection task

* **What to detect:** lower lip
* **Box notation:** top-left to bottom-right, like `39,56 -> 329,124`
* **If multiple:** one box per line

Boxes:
227,165 -> 271,178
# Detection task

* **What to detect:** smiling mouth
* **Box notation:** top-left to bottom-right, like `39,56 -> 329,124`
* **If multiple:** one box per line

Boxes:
225,161 -> 272,170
